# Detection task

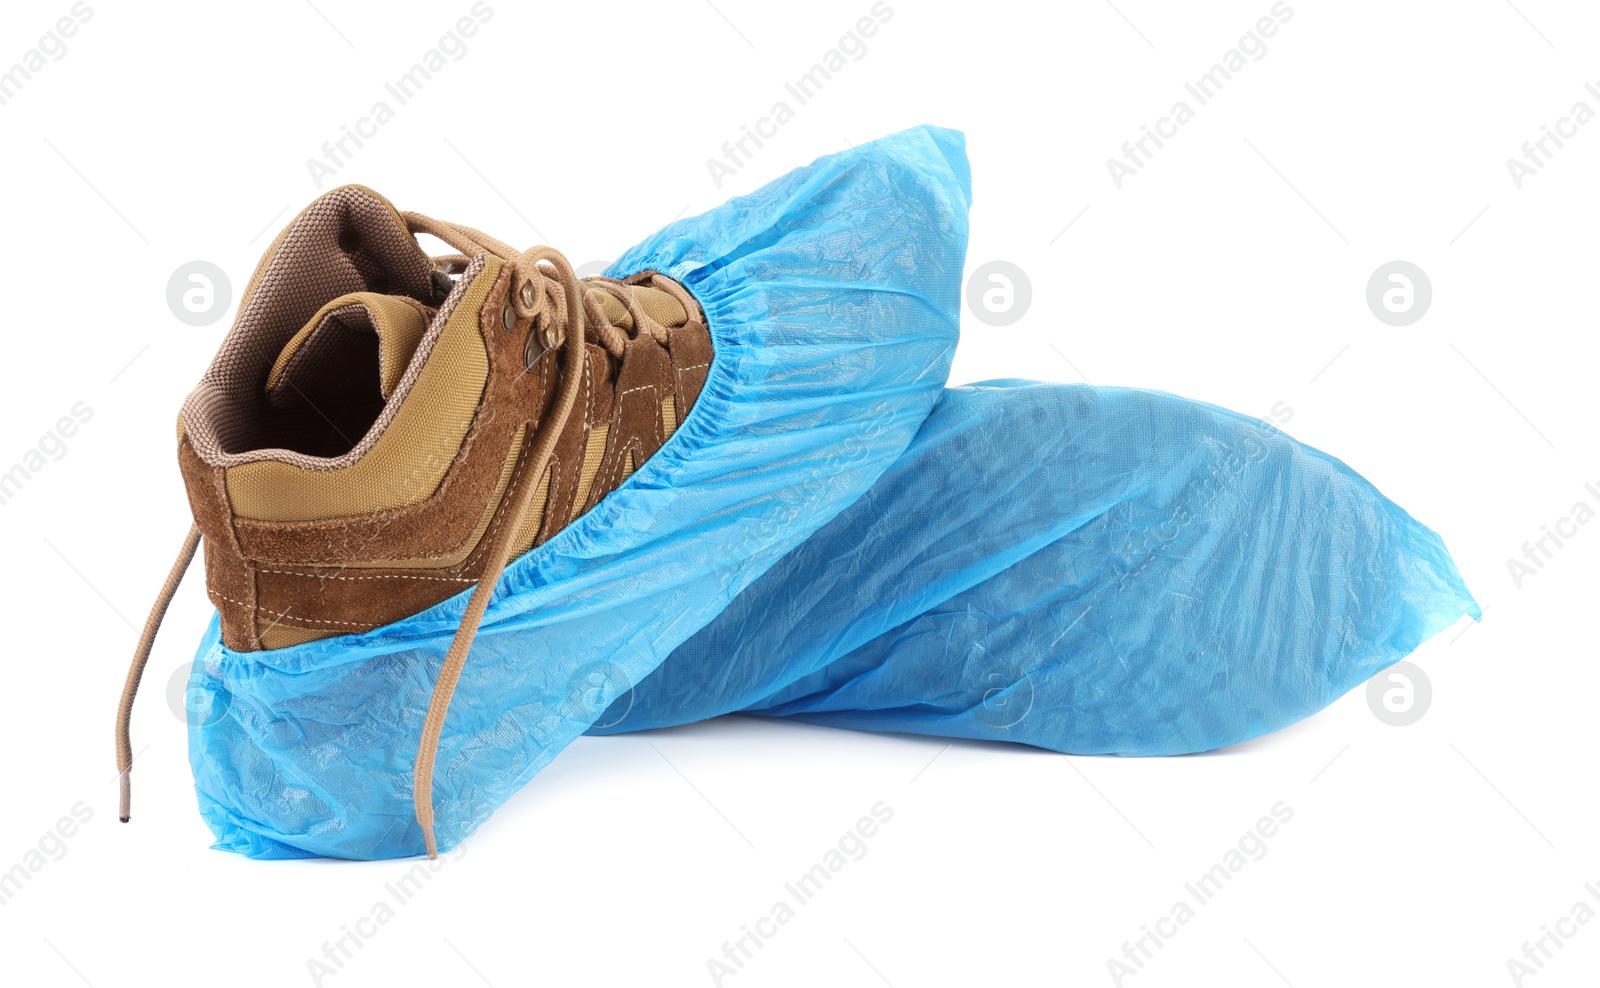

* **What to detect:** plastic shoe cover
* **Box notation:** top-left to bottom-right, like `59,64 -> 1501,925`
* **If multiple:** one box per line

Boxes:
591,380 -> 1480,754
185,125 -> 971,859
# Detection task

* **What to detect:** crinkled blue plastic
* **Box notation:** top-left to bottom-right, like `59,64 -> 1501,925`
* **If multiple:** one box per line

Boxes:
186,125 -> 971,859
590,381 -> 1480,753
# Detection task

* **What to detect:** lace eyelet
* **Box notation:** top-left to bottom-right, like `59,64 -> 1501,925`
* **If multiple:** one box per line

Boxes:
523,333 -> 546,370
501,301 -> 517,332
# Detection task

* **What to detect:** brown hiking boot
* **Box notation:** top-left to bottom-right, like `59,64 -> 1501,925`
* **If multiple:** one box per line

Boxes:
116,184 -> 713,846
185,185 -> 710,650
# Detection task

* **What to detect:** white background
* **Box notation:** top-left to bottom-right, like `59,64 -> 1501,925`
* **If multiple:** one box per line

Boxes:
0,1 -> 1596,985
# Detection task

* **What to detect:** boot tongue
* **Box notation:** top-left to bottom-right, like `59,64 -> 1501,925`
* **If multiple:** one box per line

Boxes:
265,292 -> 433,402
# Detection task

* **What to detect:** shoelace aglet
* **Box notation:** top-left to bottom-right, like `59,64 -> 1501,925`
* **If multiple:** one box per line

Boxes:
119,772 -> 131,822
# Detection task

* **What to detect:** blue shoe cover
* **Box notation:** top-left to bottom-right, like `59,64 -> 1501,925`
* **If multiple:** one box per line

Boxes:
185,126 -> 971,859
590,380 -> 1479,754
